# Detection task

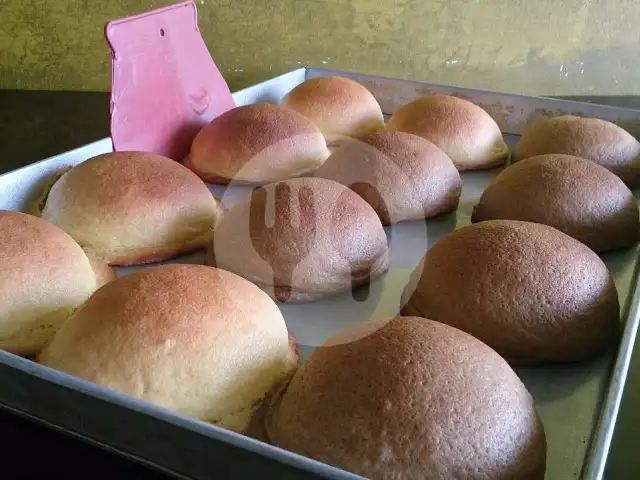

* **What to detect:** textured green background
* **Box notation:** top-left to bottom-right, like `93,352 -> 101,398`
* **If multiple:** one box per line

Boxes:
2,0 -> 640,95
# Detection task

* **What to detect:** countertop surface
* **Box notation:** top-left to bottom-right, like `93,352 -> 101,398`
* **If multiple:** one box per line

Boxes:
1,89 -> 640,479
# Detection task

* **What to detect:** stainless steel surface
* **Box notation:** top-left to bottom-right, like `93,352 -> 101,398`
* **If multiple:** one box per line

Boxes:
0,67 -> 638,479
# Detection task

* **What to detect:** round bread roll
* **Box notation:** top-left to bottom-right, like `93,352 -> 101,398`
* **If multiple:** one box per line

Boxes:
280,76 -> 385,144
472,154 -> 640,253
185,103 -> 330,184
38,151 -> 221,267
209,177 -> 389,302
314,131 -> 462,225
265,316 -> 547,479
0,211 -> 114,356
512,115 -> 640,186
38,264 -> 299,433
401,220 -> 620,364
386,94 -> 510,171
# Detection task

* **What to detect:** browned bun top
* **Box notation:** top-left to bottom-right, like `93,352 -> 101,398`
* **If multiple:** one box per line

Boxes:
0,210 -> 101,356
513,115 -> 640,186
40,151 -> 221,266
386,94 -> 510,171
186,103 -> 330,184
210,177 -> 389,302
280,76 -> 385,143
314,131 -> 461,225
401,220 -> 620,365
472,154 -> 640,253
265,316 -> 546,479
38,264 -> 298,433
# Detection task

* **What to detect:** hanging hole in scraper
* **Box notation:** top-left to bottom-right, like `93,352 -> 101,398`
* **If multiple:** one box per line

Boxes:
160,28 -> 166,36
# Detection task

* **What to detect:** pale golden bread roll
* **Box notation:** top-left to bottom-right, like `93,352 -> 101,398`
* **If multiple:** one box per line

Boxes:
314,131 -> 461,225
513,115 -> 640,186
401,220 -> 620,365
386,94 -> 510,170
209,177 -> 389,302
265,316 -> 547,480
185,103 -> 330,184
38,264 -> 299,433
0,211 -> 114,356
472,154 -> 640,253
280,76 -> 385,144
37,151 -> 221,267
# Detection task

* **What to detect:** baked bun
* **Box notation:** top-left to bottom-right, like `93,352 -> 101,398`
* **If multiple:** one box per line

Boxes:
38,151 -> 221,267
38,264 -> 298,433
265,316 -> 546,479
472,154 -> 640,253
314,131 -> 461,225
185,103 -> 330,184
280,76 -> 385,144
513,115 -> 640,186
387,94 -> 510,170
401,220 -> 620,365
209,177 -> 389,302
0,211 -> 114,356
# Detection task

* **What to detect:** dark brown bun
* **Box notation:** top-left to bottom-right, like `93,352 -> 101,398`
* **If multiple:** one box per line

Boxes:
209,177 -> 389,302
280,76 -> 385,144
38,151 -> 221,267
0,211 -> 113,356
401,220 -> 620,365
185,103 -> 330,184
472,154 -> 640,253
38,264 -> 299,433
314,131 -> 462,225
265,316 -> 546,479
512,115 -> 640,186
386,94 -> 510,171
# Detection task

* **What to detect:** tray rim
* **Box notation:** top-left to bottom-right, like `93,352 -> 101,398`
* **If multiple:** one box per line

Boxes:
306,67 -> 640,132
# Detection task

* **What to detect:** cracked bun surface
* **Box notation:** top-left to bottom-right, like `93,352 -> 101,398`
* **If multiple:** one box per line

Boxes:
0,210 -> 113,356
387,94 -> 510,171
38,151 -> 221,266
401,220 -> 620,365
265,316 -> 547,480
38,264 -> 298,433
472,154 -> 640,253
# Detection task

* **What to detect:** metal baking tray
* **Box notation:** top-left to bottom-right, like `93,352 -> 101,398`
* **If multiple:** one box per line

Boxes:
1,67 -> 639,480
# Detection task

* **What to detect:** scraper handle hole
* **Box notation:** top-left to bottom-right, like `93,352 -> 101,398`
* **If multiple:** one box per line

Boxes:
160,28 -> 166,36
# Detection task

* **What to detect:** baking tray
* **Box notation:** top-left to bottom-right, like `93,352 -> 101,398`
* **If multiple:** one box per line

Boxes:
1,66 -> 640,480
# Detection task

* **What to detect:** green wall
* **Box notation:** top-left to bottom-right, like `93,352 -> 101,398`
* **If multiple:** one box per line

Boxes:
1,0 -> 640,95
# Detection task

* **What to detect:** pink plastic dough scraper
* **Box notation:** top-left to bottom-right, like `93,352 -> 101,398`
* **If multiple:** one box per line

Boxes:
105,0 -> 236,161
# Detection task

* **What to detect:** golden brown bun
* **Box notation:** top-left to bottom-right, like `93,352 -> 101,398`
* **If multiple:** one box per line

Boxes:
280,76 -> 385,144
209,177 -> 389,302
265,316 -> 546,479
38,151 -> 221,267
387,94 -> 510,171
314,131 -> 461,225
0,211 -> 106,356
38,264 -> 299,433
513,115 -> 640,186
185,103 -> 330,184
472,154 -> 640,253
401,220 -> 620,365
